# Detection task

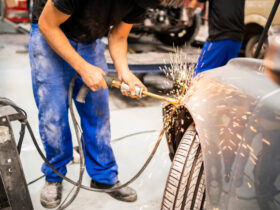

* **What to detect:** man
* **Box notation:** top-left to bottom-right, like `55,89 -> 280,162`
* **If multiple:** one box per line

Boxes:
29,0 -> 183,208
187,0 -> 245,74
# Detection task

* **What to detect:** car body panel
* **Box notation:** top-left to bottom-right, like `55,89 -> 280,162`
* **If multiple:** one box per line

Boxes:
182,58 -> 280,209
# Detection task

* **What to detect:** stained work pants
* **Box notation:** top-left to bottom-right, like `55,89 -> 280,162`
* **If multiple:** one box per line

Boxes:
29,24 -> 118,185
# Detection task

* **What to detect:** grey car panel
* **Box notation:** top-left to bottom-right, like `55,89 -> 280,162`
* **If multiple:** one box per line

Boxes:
182,58 -> 280,209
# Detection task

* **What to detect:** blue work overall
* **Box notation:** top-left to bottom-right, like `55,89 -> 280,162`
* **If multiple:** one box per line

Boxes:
195,40 -> 242,74
29,24 -> 118,185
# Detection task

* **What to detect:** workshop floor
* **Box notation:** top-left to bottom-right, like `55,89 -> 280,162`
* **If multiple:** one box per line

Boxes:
24,107 -> 170,210
0,33 -> 201,210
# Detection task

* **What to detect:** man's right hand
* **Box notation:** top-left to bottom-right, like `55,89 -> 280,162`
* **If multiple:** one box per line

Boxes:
80,63 -> 107,91
186,7 -> 195,27
39,1 -> 107,92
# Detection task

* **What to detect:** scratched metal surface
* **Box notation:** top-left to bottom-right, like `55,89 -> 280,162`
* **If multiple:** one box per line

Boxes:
184,58 -> 280,210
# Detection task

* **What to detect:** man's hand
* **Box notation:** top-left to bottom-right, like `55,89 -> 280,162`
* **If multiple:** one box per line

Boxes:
118,70 -> 147,98
108,21 -> 147,98
80,63 -> 107,91
39,0 -> 107,91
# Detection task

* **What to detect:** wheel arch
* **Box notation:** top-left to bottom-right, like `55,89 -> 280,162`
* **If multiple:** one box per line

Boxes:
163,105 -> 197,160
242,22 -> 264,50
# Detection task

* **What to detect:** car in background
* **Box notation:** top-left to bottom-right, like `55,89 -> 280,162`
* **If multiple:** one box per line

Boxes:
161,0 -> 280,59
130,0 -> 203,47
243,0 -> 280,58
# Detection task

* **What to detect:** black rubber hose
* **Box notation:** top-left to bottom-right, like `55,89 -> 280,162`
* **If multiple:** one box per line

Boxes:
0,78 -> 174,197
0,98 -> 80,209
76,76 -> 114,103
55,74 -> 85,210
17,122 -> 26,154
1,85 -> 171,193
26,129 -> 159,185
27,175 -> 45,186
26,118 -> 167,193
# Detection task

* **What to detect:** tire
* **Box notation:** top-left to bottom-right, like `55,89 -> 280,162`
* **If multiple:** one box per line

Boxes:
161,123 -> 206,210
245,35 -> 268,59
156,14 -> 201,46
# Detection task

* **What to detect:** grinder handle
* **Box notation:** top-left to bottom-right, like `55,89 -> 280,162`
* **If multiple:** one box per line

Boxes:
76,77 -> 114,103
120,83 -> 143,98
76,85 -> 89,103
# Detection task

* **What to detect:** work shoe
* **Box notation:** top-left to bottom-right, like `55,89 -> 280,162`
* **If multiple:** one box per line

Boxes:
40,181 -> 62,208
91,180 -> 137,202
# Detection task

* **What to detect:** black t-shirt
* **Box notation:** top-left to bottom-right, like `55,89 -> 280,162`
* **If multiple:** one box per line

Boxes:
199,0 -> 245,42
32,0 -> 147,43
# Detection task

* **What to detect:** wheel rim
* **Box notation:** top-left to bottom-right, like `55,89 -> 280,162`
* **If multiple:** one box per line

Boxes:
251,41 -> 268,59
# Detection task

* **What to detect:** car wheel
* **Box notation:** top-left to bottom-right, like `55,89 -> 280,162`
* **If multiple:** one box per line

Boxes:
156,14 -> 201,46
161,123 -> 206,210
245,35 -> 268,59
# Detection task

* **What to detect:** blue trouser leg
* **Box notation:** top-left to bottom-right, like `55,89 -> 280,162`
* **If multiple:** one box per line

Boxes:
71,42 -> 118,185
29,24 -> 118,184
195,40 -> 242,74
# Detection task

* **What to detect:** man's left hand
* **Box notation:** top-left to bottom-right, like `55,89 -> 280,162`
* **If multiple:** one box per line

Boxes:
118,71 -> 147,98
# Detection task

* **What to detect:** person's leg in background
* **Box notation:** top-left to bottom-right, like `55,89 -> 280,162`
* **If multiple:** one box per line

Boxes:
195,40 -> 242,75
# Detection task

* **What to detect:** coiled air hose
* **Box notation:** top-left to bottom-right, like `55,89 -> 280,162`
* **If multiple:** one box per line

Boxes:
1,74 -> 177,209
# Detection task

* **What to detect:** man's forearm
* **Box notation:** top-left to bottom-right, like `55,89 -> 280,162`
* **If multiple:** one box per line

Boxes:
108,22 -> 146,96
38,0 -> 87,75
39,24 -> 87,73
108,35 -> 130,76
108,21 -> 134,77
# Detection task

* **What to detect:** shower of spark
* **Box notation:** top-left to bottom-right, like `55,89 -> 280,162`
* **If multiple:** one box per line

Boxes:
161,47 -> 197,139
161,46 -> 196,103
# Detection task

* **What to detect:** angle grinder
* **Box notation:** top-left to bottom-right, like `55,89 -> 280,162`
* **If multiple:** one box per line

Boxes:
76,77 -> 179,105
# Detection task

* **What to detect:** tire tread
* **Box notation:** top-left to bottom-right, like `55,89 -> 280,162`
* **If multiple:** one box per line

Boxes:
161,124 -> 206,210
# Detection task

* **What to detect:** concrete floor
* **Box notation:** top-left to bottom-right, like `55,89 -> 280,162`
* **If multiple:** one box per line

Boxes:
0,33 -> 201,210
24,108 -> 170,210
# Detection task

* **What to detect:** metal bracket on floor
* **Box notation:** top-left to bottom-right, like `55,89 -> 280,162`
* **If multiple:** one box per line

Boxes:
0,113 -> 33,210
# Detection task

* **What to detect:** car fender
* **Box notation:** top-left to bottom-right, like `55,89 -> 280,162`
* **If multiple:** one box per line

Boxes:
245,14 -> 267,28
179,58 -> 280,209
